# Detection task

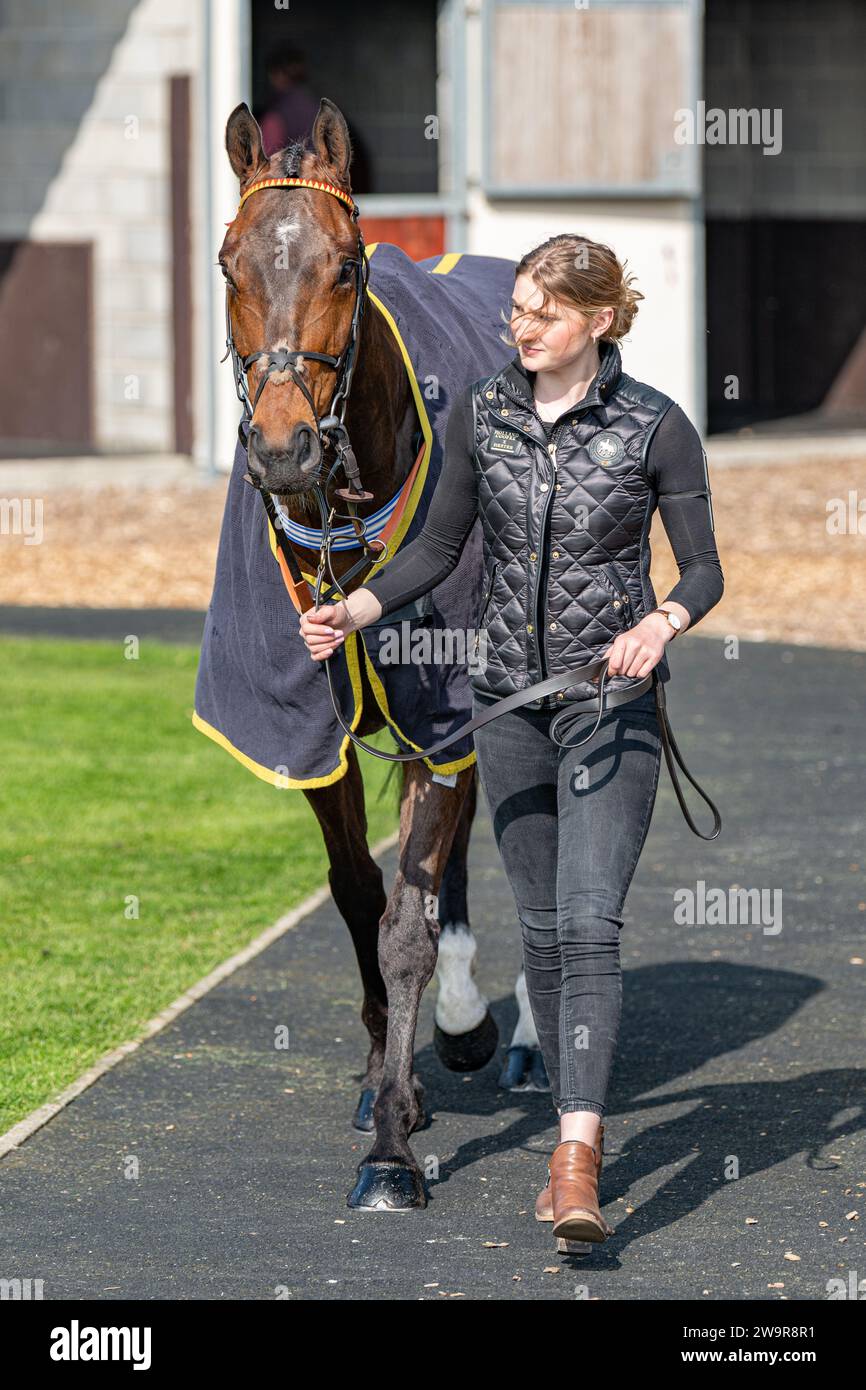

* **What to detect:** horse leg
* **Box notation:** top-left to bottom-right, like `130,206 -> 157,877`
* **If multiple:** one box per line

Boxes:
422,769 -> 546,1091
303,743 -> 390,1133
432,770 -> 500,1071
348,761 -> 476,1211
498,968 -> 550,1092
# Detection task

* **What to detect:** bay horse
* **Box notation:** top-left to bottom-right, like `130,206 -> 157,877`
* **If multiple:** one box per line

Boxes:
217,98 -> 544,1210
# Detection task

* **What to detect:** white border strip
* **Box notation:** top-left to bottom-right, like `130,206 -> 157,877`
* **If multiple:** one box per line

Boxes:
0,829 -> 401,1161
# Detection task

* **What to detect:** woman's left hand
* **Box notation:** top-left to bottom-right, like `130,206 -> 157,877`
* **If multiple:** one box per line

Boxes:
599,611 -> 676,680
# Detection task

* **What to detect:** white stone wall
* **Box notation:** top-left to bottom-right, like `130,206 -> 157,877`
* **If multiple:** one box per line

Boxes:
0,0 -> 202,453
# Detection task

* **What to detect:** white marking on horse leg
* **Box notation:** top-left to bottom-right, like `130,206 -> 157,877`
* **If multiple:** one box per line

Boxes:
509,969 -> 540,1048
434,923 -> 488,1035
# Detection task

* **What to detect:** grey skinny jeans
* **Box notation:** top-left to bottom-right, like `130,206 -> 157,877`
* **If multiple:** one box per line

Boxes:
471,684 -> 663,1117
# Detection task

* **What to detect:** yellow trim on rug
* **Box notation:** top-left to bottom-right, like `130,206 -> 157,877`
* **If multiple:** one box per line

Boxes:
431,252 -> 463,275
356,634 -> 476,777
192,626 -> 367,789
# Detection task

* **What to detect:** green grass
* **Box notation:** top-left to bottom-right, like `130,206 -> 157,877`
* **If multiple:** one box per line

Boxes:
0,636 -> 399,1131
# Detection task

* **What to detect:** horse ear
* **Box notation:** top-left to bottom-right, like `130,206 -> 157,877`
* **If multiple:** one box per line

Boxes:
226,103 -> 268,185
310,98 -> 352,186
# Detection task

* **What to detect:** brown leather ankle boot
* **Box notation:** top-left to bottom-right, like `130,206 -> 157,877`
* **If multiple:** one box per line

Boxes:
548,1138 -> 609,1243
535,1123 -> 604,1222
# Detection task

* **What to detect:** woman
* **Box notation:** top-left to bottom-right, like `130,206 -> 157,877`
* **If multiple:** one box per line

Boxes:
299,234 -> 724,1245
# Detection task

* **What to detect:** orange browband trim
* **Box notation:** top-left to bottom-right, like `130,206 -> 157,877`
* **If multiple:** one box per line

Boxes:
238,176 -> 356,215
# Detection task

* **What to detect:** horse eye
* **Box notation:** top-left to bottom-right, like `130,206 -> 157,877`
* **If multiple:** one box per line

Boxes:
219,262 -> 237,290
338,259 -> 358,284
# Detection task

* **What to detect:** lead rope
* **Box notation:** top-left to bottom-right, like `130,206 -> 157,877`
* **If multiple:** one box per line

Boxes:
652,670 -> 722,839
320,614 -> 722,841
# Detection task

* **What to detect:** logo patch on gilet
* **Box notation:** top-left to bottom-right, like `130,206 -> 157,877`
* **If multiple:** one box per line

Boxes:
488,426 -> 520,455
587,430 -> 626,466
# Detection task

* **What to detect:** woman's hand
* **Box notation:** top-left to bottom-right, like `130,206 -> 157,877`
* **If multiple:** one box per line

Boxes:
299,601 -> 352,661
595,610 -> 681,681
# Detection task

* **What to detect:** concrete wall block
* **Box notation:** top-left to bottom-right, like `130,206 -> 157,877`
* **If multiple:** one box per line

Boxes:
99,407 -> 172,453
108,30 -> 193,79
1,80 -> 102,125
0,123 -> 75,171
98,365 -> 172,411
0,34 -> 122,83
71,121 -> 166,176
37,176 -> 106,217
0,0 -> 142,27
4,180 -> 100,229
92,81 -> 166,125
103,315 -> 171,361
124,221 -> 172,268
103,175 -> 168,220
99,267 -> 171,316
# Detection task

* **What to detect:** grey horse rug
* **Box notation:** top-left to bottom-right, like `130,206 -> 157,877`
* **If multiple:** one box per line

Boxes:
193,242 -> 517,789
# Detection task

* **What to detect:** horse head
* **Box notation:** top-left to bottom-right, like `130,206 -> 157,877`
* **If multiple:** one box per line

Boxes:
221,98 -> 364,496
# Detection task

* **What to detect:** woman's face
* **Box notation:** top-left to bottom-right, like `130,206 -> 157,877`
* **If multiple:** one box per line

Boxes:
510,271 -> 608,370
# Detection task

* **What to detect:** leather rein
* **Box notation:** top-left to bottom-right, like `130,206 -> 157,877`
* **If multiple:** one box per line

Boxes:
222,176 -> 721,840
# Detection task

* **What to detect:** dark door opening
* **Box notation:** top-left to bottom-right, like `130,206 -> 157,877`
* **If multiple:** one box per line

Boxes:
250,0 -> 439,197
704,0 -> 866,433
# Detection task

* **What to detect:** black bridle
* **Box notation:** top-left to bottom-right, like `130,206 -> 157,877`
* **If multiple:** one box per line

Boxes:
221,174 -> 388,606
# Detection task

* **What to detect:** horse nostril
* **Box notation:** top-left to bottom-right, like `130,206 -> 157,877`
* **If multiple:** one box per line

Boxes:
295,423 -> 320,473
246,430 -> 269,483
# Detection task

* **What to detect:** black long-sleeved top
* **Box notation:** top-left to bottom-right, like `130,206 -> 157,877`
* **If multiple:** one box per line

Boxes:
362,376 -> 724,626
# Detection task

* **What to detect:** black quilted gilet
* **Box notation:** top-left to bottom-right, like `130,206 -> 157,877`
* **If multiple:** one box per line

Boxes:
469,342 -> 674,709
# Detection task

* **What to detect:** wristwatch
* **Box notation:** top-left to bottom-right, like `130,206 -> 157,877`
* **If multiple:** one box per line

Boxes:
652,607 -> 682,637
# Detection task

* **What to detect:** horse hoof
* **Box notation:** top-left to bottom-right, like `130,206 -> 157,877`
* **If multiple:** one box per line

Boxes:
353,1089 -> 427,1135
347,1161 -> 427,1211
352,1088 -> 376,1133
498,1045 -> 550,1091
528,1047 -> 550,1091
433,1010 -> 498,1072
498,1044 -> 531,1089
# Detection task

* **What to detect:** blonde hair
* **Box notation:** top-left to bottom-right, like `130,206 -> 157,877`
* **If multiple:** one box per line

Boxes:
500,233 -> 644,348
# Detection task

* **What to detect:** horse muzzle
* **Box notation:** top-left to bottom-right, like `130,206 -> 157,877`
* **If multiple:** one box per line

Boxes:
246,423 -> 322,493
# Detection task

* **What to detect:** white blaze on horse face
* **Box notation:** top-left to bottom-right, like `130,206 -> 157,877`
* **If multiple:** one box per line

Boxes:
434,923 -> 489,1034
275,218 -> 302,247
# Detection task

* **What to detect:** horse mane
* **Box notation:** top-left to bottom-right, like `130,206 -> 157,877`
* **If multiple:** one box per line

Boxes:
278,142 -> 308,178
278,140 -> 352,203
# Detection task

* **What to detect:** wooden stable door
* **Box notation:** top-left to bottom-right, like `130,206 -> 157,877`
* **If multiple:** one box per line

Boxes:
0,240 -> 94,456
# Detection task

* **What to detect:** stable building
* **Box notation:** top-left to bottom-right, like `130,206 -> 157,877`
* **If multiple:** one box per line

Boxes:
0,0 -> 863,465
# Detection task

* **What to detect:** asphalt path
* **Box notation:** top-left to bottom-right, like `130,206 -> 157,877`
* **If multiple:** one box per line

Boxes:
0,606 -> 206,644
1,633 -> 863,1300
